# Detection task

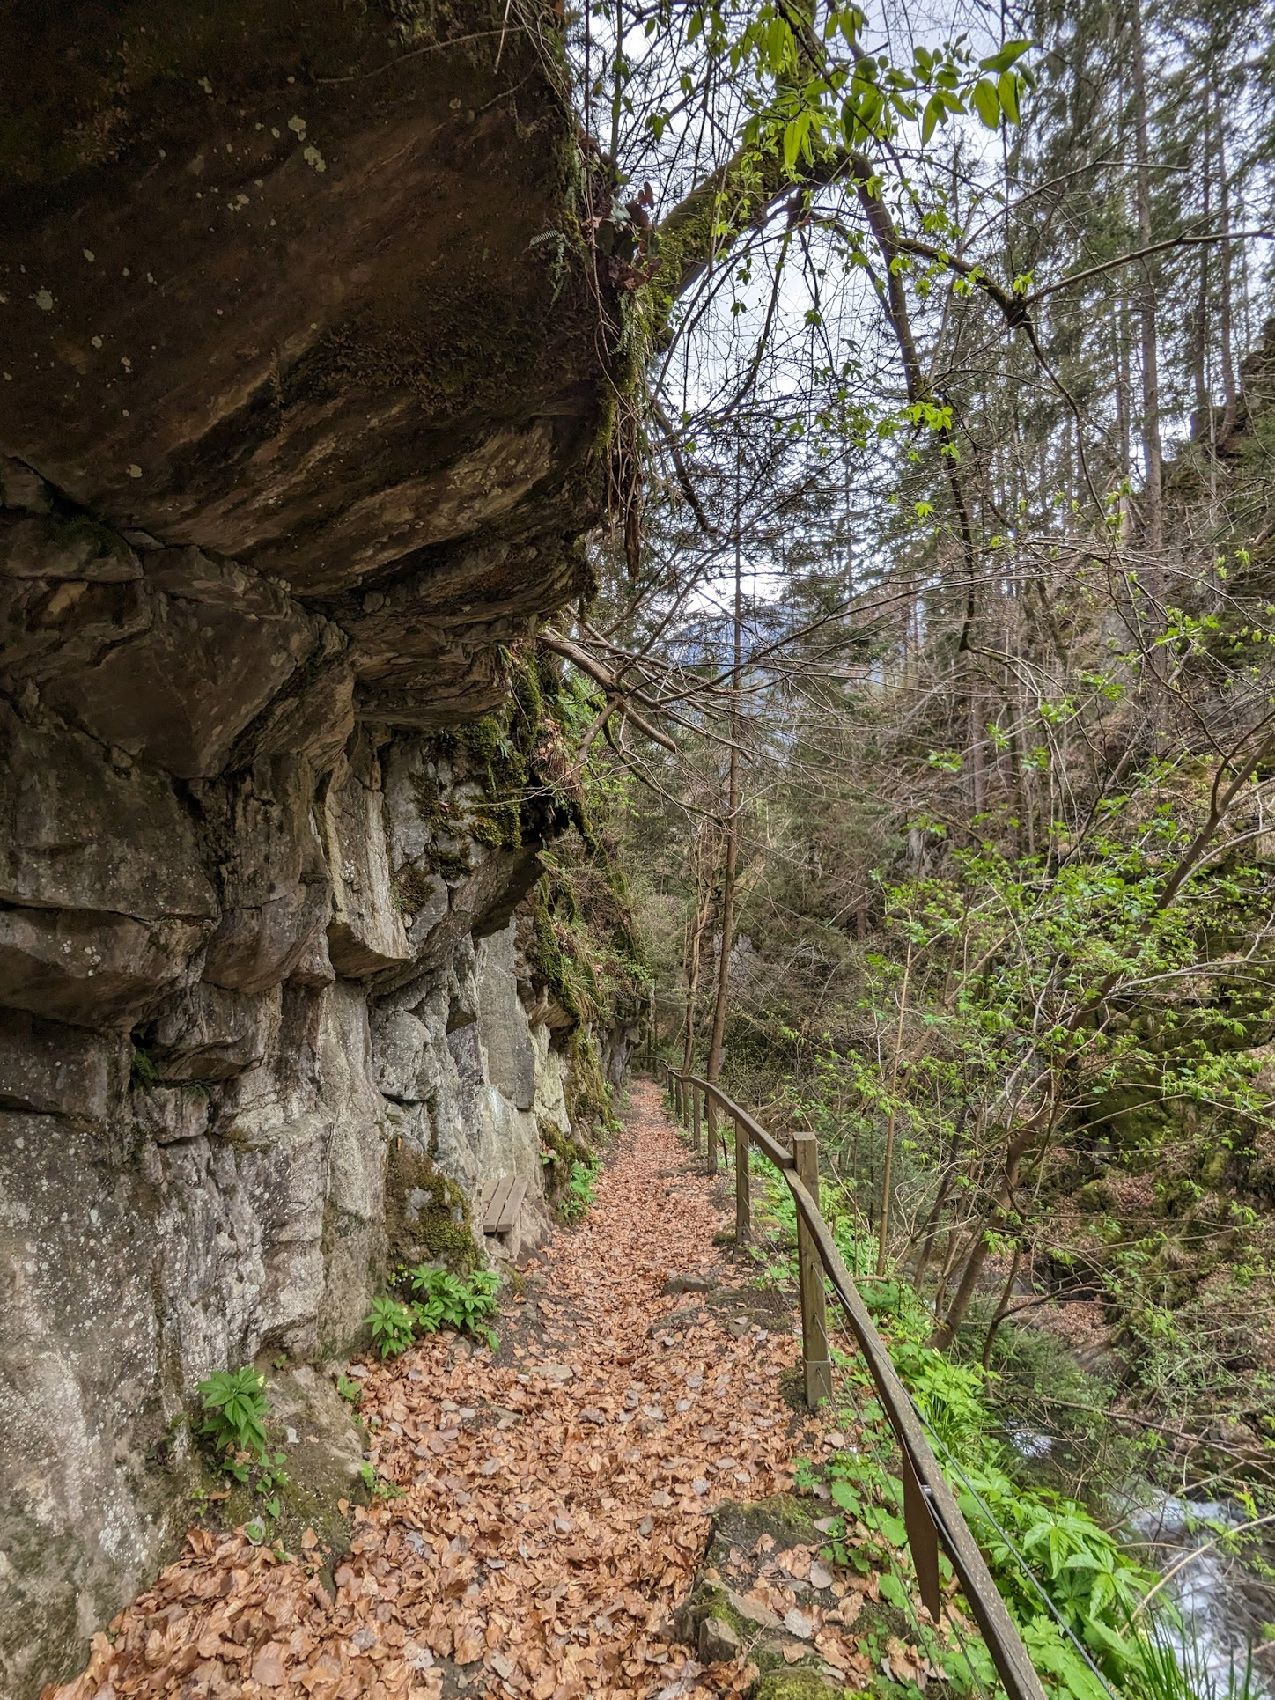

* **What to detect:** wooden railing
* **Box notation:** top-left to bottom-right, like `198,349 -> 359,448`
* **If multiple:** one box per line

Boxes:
656,1059 -> 1047,1700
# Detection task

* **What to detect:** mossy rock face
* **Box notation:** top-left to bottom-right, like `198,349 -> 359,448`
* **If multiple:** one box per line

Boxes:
674,1496 -> 843,1692
537,1115 -> 591,1208
195,1364 -> 369,1569
712,1496 -> 821,1553
385,1144 -> 480,1274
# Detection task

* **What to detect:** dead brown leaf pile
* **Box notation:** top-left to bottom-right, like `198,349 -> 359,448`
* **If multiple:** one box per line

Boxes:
46,1081 -> 821,1700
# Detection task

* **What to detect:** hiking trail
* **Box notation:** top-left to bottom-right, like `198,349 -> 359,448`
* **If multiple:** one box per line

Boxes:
48,1080 -> 860,1700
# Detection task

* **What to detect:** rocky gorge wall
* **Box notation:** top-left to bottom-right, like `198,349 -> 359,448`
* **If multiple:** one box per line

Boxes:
0,4 -> 635,1692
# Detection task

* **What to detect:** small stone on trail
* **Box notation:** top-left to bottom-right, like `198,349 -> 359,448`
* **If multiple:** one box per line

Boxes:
783,1607 -> 814,1640
726,1588 -> 784,1632
698,1615 -> 743,1662
661,1273 -> 715,1294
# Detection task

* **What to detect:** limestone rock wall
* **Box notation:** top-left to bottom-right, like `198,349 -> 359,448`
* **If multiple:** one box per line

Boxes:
0,556 -> 621,1695
0,5 -> 634,1691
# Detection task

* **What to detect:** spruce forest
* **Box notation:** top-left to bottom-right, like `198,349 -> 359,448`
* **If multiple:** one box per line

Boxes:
1,1 -> 1273,1698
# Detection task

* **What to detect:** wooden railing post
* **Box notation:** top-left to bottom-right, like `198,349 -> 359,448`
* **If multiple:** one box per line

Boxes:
734,1115 -> 750,1241
791,1132 -> 832,1409
705,1094 -> 718,1175
691,1083 -> 701,1155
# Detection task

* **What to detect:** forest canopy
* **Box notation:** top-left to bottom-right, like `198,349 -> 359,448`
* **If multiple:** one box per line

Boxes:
539,0 -> 1275,1683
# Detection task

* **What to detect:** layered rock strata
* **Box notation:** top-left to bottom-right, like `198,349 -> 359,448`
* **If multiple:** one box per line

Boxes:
0,4 -> 629,1691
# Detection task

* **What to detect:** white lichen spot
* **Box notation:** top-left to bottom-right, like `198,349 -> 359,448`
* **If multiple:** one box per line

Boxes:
120,355 -> 132,371
302,145 -> 327,174
287,115 -> 307,139
91,335 -> 103,348
122,266 -> 131,277
146,271 -> 156,284
198,75 -> 213,94
34,288 -> 54,312
271,126 -> 281,138
126,464 -> 142,479
83,248 -> 96,263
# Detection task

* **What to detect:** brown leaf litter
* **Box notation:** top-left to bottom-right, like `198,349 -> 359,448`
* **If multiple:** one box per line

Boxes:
44,1080 -> 874,1700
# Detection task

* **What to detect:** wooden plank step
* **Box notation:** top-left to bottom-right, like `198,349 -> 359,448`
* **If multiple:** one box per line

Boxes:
489,1175 -> 528,1234
481,1175 -> 514,1234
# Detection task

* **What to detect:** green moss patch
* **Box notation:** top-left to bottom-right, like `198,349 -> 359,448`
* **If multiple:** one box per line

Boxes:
385,1144 -> 480,1274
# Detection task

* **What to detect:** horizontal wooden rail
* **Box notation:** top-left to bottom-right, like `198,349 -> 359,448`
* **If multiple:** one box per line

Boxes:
661,1062 -> 1046,1700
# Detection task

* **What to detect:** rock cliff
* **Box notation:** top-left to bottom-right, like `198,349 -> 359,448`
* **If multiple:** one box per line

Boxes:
0,4 -> 635,1692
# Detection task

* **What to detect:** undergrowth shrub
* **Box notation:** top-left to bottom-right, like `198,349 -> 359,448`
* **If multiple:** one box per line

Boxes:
762,1170 -> 1242,1700
367,1266 -> 500,1357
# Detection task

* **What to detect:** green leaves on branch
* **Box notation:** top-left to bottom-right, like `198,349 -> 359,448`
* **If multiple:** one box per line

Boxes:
708,0 -> 1034,175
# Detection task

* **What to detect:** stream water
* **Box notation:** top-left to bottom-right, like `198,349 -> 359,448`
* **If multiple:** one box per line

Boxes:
1008,1423 -> 1275,1697
1124,1492 -> 1273,1697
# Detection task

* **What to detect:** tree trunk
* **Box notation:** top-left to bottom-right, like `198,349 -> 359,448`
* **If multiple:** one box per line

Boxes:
705,486 -> 745,1163
1216,95 -> 1238,439
1130,0 -> 1163,572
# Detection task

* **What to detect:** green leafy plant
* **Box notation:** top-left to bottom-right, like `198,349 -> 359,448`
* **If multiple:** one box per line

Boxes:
335,1373 -> 363,1406
368,1295 -> 417,1359
367,1268 -> 501,1357
357,1460 -> 403,1503
197,1367 -> 289,1508
198,1367 -> 270,1470
406,1266 -> 500,1349
560,1157 -> 600,1223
